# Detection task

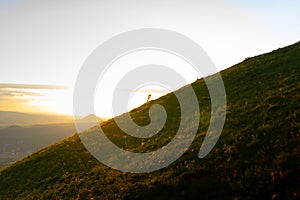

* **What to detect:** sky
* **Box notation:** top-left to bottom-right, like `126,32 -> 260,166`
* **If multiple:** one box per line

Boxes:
0,0 -> 299,117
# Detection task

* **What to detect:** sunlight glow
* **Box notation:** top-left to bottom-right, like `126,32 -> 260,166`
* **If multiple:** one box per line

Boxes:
0,1 -> 299,117
94,49 -> 199,118
26,89 -> 73,115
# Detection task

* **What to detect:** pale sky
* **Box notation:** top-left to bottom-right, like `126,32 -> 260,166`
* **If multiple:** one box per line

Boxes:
0,0 -> 299,117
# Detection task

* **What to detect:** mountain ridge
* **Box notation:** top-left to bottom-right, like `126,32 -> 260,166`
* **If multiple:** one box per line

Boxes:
0,41 -> 299,199
0,110 -> 73,126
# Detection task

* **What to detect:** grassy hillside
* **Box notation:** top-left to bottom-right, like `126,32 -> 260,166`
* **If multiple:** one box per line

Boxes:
0,42 -> 299,199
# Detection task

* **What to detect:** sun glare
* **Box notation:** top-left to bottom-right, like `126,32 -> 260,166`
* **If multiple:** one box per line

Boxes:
20,88 -> 73,115
94,49 -> 199,118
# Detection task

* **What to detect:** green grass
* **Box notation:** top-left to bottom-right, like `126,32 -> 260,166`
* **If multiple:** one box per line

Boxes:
0,42 -> 299,199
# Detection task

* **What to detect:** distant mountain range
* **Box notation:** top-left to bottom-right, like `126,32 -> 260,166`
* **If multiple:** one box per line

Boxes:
0,123 -> 76,168
0,110 -> 73,126
0,112 -> 104,168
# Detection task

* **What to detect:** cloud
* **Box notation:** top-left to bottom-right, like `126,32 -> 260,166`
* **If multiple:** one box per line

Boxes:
0,83 -> 68,90
0,89 -> 43,99
0,83 -> 69,113
0,82 -> 67,101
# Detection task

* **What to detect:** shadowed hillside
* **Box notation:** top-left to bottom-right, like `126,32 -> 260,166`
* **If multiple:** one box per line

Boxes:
0,42 -> 299,199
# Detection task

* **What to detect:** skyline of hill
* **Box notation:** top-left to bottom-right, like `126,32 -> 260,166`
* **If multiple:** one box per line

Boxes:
0,110 -> 73,127
0,41 -> 299,199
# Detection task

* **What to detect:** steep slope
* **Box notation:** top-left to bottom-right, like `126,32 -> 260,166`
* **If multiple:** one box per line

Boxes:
0,42 -> 299,199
